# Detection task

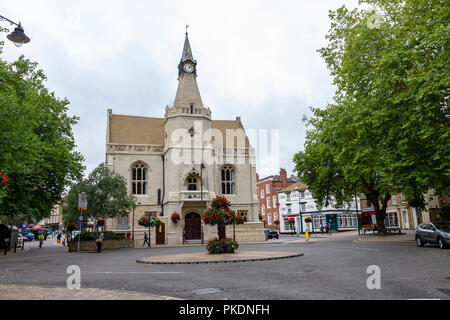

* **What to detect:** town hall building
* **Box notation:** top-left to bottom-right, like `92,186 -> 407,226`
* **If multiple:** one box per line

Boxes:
104,32 -> 265,245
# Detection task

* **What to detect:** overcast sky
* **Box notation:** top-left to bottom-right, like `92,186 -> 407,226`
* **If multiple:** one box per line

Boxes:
1,0 -> 361,178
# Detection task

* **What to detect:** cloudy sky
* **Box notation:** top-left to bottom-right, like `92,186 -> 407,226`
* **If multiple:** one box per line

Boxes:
1,0 -> 361,178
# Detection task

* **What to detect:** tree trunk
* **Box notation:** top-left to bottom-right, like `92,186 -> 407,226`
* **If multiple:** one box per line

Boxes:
218,223 -> 226,240
374,209 -> 387,234
363,184 -> 389,235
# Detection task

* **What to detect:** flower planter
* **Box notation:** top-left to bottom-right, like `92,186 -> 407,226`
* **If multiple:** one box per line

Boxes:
223,245 -> 235,253
206,238 -> 238,254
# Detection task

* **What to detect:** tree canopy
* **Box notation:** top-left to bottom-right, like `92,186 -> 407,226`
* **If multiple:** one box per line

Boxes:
62,163 -> 135,227
293,0 -> 449,233
0,31 -> 84,224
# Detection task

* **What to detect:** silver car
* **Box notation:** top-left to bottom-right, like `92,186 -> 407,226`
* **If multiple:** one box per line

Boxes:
415,221 -> 450,249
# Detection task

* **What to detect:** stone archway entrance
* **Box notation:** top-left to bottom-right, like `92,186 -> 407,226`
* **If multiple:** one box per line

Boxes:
184,212 -> 201,240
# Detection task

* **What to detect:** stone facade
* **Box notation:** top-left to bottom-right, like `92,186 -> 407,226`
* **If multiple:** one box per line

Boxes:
105,33 -> 264,245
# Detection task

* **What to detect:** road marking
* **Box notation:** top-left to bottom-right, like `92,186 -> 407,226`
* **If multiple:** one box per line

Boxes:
88,271 -> 184,274
193,288 -> 222,294
339,246 -> 380,251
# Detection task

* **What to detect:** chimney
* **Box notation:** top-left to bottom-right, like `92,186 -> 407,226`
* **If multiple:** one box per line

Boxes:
256,173 -> 259,182
280,168 -> 287,186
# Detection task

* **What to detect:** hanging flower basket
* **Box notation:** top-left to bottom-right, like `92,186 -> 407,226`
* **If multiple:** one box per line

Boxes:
304,217 -> 313,223
171,212 -> 180,223
138,216 -> 161,228
202,196 -> 243,226
274,219 -> 280,225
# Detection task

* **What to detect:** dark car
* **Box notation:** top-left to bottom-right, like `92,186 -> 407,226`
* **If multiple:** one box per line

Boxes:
266,229 -> 279,239
415,221 -> 450,249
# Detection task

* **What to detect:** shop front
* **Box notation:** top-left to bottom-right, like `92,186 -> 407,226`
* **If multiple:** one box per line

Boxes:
311,211 -> 358,232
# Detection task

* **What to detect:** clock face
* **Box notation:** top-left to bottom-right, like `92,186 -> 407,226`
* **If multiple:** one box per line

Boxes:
183,63 -> 194,73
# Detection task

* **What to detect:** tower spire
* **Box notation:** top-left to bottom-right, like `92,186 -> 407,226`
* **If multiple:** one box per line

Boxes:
180,29 -> 194,63
174,30 -> 204,110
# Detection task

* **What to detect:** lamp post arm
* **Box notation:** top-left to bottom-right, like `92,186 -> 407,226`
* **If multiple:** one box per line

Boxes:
0,15 -> 21,27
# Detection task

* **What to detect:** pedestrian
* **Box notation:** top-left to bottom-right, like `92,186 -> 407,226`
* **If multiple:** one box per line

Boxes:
327,222 -> 332,235
325,224 -> 329,234
96,233 -> 104,253
143,232 -> 150,247
57,233 -> 61,244
320,224 -> 324,235
38,232 -> 44,248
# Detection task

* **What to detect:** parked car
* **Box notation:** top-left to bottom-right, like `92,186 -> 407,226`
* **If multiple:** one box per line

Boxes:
415,221 -> 450,249
21,232 -> 35,242
267,229 -> 280,239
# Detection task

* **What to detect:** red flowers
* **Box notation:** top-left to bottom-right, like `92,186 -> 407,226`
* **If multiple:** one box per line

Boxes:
138,215 -> 160,228
202,196 -> 244,226
171,212 -> 180,223
0,170 -> 9,185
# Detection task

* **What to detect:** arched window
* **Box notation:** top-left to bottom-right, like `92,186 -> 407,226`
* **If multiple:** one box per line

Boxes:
221,165 -> 235,194
187,175 -> 198,190
131,163 -> 147,195
260,189 -> 265,199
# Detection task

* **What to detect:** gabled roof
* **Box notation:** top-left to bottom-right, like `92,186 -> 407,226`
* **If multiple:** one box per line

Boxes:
280,181 -> 309,193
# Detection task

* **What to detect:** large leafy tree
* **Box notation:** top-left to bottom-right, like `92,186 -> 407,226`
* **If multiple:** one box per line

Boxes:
294,0 -> 449,233
62,163 -> 135,228
0,31 -> 84,224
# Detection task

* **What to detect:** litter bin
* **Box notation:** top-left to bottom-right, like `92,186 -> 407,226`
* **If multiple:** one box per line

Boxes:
126,232 -> 131,239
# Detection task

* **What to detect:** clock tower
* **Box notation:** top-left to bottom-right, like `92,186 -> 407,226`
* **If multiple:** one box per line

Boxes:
178,31 -> 197,77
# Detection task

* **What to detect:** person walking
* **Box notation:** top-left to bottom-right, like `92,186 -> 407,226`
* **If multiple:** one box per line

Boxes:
38,232 -> 44,248
324,224 -> 329,234
96,233 -> 104,253
320,224 -> 324,235
57,233 -> 61,244
143,232 -> 150,247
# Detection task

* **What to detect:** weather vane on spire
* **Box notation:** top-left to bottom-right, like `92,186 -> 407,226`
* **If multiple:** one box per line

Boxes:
185,24 -> 189,35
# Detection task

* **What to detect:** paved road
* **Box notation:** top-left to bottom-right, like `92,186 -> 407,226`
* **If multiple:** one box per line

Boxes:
0,237 -> 449,300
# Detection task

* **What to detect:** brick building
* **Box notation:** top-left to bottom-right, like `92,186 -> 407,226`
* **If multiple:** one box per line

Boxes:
256,169 -> 298,230
44,203 -> 62,232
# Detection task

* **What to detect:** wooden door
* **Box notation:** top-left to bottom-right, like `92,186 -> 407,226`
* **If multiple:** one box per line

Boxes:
156,222 -> 165,245
185,213 -> 201,240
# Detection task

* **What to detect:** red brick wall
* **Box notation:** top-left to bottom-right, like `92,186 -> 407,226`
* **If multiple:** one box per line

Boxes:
256,169 -> 297,230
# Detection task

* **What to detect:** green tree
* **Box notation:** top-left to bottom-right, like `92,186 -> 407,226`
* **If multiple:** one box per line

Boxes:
294,1 -> 449,233
0,31 -> 84,224
62,163 -> 135,228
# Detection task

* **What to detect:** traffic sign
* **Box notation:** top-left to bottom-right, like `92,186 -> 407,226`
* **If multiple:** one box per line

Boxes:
79,215 -> 83,221
77,221 -> 83,228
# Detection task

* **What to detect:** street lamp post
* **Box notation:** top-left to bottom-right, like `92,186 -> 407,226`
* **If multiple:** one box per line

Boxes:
200,163 -> 205,245
132,194 -> 136,245
0,15 -> 30,47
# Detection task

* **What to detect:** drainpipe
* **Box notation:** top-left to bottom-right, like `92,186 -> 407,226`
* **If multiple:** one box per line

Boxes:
161,156 -> 165,216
